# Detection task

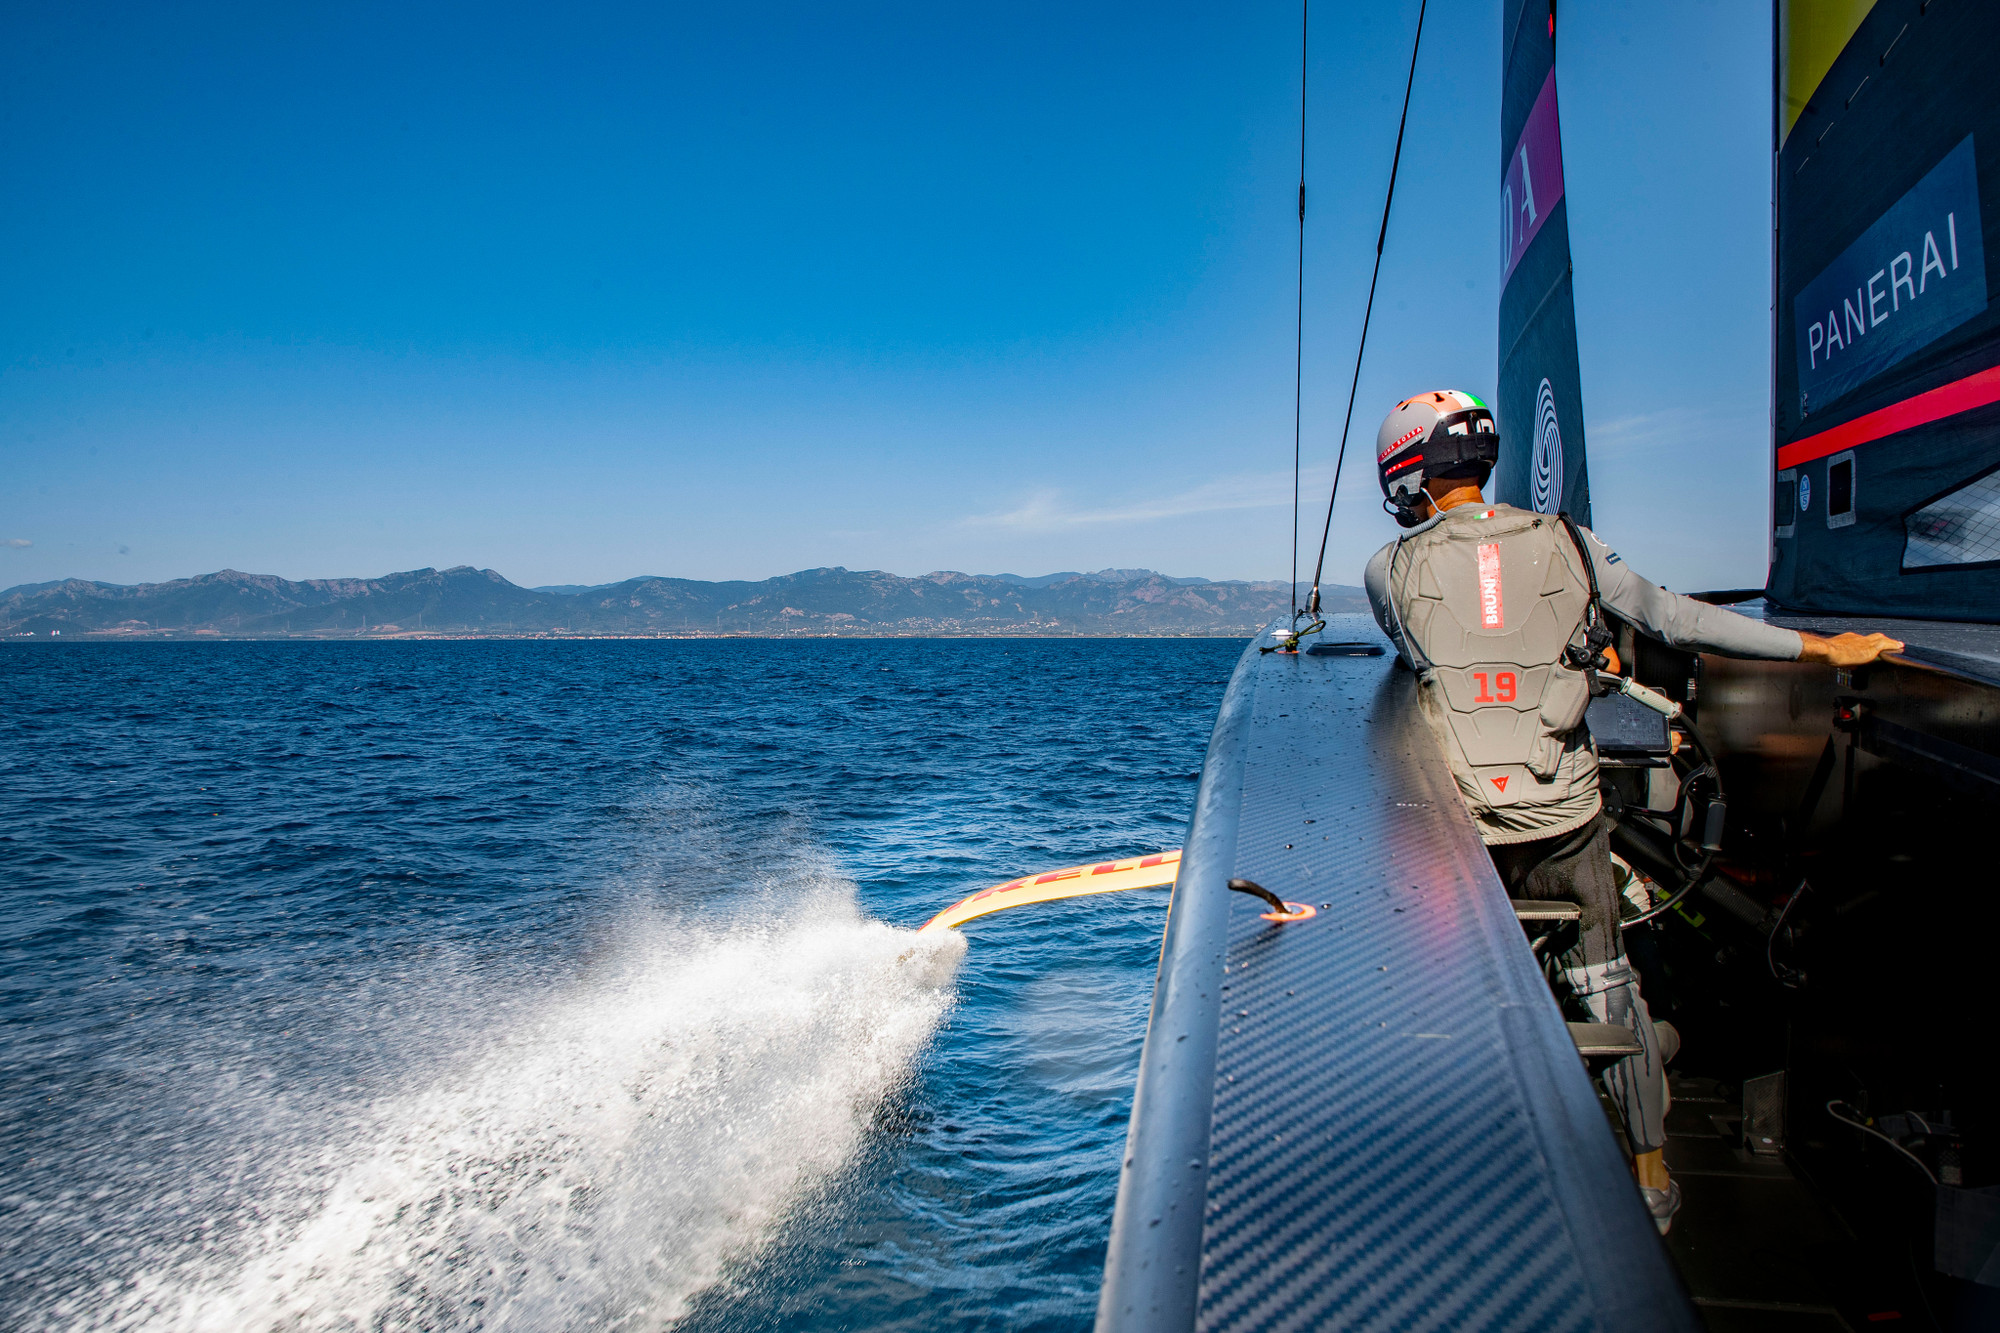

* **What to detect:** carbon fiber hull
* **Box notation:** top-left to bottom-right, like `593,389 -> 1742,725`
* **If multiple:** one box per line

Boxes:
1096,628 -> 1696,1332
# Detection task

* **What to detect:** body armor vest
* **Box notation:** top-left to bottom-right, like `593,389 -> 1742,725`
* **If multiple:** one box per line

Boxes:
1385,504 -> 1599,816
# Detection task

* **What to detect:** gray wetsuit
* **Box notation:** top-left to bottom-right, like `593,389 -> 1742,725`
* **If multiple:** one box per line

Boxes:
1363,502 -> 1803,1153
1365,503 -> 1802,845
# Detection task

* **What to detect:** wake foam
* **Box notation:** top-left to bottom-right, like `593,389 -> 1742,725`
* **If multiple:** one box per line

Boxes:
77,890 -> 963,1332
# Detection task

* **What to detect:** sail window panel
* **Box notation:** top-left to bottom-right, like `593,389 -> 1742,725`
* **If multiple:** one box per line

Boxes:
1776,469 -> 1798,538
1903,469 -> 2000,569
1827,452 -> 1857,529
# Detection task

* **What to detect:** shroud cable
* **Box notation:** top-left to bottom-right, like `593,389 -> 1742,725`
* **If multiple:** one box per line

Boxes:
1305,0 -> 1428,616
1290,0 -> 1309,619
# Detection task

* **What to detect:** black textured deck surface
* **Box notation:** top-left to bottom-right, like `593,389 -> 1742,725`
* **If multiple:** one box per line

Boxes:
1743,601 -> 2000,686
1098,628 -> 1697,1333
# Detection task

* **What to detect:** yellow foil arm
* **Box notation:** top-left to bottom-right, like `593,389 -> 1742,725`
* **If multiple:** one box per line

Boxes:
916,850 -> 1181,935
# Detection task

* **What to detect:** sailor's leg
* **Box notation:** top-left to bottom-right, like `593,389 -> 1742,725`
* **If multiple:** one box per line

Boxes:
1515,812 -> 1622,962
1493,815 -> 1678,1227
1527,817 -> 1669,1151
1565,953 -> 1679,1231
1562,957 -> 1668,1155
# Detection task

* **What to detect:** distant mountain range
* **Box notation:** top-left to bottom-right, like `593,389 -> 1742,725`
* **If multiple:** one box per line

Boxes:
0,566 -> 1367,638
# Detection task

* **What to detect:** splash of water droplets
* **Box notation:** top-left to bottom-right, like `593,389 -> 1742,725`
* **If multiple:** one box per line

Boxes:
75,893 -> 962,1332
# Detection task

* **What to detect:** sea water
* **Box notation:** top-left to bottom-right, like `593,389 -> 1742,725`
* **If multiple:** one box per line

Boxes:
0,638 -> 1239,1331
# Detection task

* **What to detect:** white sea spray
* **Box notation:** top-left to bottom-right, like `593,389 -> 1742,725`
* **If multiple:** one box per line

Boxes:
66,890 -> 963,1332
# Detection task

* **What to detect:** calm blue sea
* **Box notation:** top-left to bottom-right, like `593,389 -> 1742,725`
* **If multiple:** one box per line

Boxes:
1,638 -> 1243,1332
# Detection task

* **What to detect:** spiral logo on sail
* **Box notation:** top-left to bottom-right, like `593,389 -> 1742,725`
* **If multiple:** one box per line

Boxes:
1532,378 -> 1564,514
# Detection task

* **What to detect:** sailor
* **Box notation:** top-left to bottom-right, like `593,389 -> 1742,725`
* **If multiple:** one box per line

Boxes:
1362,390 -> 1901,1234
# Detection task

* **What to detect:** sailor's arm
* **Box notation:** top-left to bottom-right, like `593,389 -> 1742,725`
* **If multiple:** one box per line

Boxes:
1574,526 -> 1901,664
1363,542 -> 1412,660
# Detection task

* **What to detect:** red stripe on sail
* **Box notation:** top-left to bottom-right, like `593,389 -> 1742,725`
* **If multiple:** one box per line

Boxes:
1778,364 -> 2000,470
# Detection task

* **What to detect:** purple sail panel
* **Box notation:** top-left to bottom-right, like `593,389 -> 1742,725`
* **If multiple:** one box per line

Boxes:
1501,69 -> 1566,289
1496,1 -> 1590,525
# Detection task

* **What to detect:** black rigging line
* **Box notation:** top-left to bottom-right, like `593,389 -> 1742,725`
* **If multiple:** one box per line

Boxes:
1289,0 -> 1309,619
1305,0 -> 1428,617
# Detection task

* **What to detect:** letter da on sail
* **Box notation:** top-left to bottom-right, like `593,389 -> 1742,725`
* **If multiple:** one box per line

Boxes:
1495,1 -> 1590,525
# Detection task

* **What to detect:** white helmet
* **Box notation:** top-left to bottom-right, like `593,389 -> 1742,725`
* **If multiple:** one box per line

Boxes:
1375,390 -> 1500,526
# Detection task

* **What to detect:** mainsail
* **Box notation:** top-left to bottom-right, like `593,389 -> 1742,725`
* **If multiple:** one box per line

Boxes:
1495,0 -> 1590,525
1771,1 -> 2000,620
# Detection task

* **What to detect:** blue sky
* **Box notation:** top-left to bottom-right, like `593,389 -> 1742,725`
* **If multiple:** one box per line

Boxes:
3,0 -> 1769,591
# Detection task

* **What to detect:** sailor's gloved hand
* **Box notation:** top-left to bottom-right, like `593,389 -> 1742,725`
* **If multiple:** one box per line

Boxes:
1797,631 -> 1904,666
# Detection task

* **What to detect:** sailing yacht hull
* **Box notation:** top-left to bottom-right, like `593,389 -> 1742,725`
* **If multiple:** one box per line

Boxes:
1096,627 -> 1696,1332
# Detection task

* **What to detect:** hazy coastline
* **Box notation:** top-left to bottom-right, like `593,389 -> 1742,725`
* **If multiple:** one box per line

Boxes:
2,565 -> 1364,640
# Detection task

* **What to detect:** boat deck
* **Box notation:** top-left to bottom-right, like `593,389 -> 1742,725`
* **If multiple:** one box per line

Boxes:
1743,602 -> 2000,688
1097,630 -> 1697,1332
